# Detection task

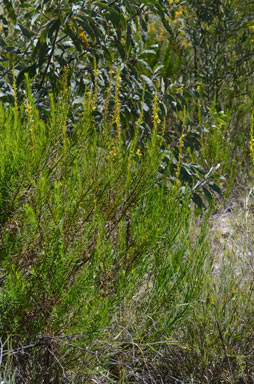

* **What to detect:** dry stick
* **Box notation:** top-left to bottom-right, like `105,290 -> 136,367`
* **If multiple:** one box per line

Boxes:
216,320 -> 235,384
2,340 -> 46,358
47,347 -> 71,383
245,361 -> 251,384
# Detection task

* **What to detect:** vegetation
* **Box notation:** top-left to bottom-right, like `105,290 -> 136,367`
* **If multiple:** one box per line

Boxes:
0,0 -> 254,382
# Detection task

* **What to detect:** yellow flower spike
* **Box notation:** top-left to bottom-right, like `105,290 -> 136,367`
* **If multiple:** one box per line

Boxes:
176,106 -> 187,185
136,82 -> 146,130
103,67 -> 116,125
152,83 -> 161,131
112,67 -> 122,144
176,129 -> 185,185
12,63 -> 18,117
25,101 -> 35,149
92,58 -> 99,111
250,112 -> 254,169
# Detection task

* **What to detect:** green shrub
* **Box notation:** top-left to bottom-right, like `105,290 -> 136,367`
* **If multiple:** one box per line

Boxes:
0,82 -> 208,382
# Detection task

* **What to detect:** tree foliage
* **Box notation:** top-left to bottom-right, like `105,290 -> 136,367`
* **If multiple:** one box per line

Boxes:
0,0 -> 222,208
1,1 -> 174,116
182,0 -> 254,107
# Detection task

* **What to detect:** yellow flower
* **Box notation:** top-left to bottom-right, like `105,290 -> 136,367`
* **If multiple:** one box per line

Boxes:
181,39 -> 191,48
79,31 -> 89,49
175,10 -> 182,18
136,148 -> 142,158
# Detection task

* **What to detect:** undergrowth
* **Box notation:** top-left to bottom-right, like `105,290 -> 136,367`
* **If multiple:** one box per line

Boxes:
0,83 -> 209,383
0,79 -> 254,383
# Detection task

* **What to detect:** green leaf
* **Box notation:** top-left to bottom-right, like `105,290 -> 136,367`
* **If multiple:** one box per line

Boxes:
82,17 -> 102,43
16,64 -> 37,86
79,19 -> 96,42
102,46 -> 112,63
192,193 -> 205,208
191,164 -> 206,175
0,37 -> 7,47
64,25 -> 82,51
141,49 -> 156,55
154,65 -> 164,75
119,14 -> 126,30
17,24 -> 34,38
214,163 -> 221,171
3,0 -> 16,24
140,16 -> 148,32
202,187 -> 213,204
115,40 -> 125,60
38,43 -> 50,68
208,182 -> 222,196
95,2 -> 121,27
140,75 -> 154,91
31,28 -> 48,60
128,63 -> 139,79
137,59 -> 152,73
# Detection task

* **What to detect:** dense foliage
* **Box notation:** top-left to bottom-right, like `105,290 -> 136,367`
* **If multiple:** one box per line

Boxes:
0,0 -> 224,208
1,0 -> 177,122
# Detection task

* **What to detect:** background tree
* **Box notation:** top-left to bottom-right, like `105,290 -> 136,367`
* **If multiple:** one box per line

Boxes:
0,0 -> 221,207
